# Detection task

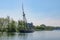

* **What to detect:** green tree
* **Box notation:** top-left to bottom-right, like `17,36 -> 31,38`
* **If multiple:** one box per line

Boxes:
40,24 -> 46,30
7,19 -> 16,32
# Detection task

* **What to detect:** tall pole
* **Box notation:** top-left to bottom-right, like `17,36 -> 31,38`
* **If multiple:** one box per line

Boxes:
22,3 -> 27,30
22,3 -> 27,23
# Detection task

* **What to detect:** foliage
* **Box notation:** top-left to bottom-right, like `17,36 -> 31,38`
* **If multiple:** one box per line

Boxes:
0,16 -> 60,32
7,20 -> 16,32
35,24 -> 60,31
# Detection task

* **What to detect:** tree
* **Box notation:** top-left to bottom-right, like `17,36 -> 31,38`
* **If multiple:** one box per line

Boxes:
40,24 -> 46,30
17,20 -> 24,31
7,19 -> 16,32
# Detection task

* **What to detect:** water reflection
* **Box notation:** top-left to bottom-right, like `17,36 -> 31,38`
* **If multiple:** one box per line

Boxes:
0,32 -> 15,37
6,32 -> 15,37
0,32 -> 3,37
0,31 -> 60,40
18,33 -> 29,40
18,33 -> 28,36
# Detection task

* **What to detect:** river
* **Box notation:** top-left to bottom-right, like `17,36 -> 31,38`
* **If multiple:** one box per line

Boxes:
0,30 -> 60,40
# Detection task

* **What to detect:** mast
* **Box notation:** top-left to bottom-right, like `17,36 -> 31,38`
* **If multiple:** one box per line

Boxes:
22,3 -> 27,30
22,3 -> 27,23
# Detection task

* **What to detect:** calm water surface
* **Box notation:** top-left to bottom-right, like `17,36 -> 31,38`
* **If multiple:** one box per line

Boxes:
0,30 -> 60,40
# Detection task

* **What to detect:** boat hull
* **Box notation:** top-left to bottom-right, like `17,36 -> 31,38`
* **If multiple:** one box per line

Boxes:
19,30 -> 34,33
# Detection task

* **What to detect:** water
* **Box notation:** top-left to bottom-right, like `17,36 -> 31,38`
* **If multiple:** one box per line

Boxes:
0,30 -> 60,40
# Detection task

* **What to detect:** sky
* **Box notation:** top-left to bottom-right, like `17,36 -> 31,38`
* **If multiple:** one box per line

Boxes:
0,0 -> 60,26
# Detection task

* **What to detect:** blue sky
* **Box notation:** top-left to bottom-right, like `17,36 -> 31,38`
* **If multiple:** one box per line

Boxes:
0,0 -> 60,26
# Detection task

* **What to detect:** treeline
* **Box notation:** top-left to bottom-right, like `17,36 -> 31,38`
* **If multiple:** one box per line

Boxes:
0,16 -> 60,32
0,16 -> 28,32
35,24 -> 60,31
